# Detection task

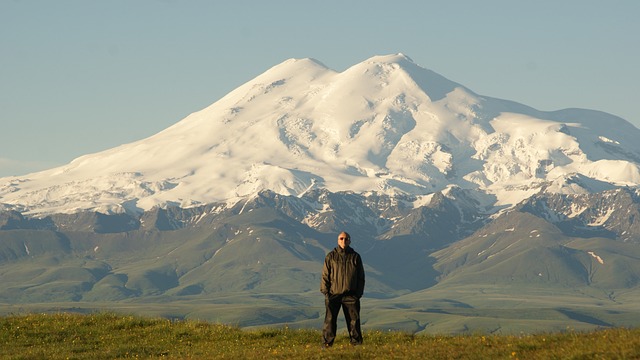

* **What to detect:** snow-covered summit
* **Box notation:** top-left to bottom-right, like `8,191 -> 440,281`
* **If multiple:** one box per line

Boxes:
2,54 -> 640,216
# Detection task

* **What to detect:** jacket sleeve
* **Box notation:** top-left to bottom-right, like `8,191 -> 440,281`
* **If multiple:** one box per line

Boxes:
320,254 -> 331,295
356,253 -> 365,298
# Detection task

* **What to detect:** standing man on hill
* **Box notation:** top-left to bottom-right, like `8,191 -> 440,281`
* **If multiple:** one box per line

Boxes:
321,231 -> 365,347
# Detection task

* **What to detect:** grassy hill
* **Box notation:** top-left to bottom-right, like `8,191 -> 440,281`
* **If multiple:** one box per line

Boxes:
1,313 -> 638,359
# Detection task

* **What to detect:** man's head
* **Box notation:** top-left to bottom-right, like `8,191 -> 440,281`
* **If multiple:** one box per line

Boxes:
337,231 -> 351,249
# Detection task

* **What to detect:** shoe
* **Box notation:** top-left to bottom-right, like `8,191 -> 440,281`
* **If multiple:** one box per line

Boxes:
322,343 -> 332,349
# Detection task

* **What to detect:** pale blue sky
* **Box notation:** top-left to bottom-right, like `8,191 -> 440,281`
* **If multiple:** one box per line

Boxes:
1,0 -> 639,177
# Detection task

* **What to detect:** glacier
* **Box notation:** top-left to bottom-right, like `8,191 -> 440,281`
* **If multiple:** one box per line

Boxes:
1,53 -> 640,216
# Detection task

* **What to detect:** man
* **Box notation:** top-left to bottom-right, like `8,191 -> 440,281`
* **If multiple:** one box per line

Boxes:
320,231 -> 365,347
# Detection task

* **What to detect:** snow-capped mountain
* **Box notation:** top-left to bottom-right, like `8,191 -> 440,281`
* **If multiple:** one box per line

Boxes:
2,53 -> 640,216
2,55 -> 640,333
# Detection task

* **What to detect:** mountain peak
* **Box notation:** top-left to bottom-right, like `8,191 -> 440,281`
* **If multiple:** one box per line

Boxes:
366,53 -> 415,65
273,57 -> 329,71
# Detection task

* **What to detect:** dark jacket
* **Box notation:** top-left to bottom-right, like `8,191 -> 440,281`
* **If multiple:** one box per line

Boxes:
321,246 -> 365,298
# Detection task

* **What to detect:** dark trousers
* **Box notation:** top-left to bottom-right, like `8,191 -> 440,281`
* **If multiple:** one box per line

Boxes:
322,294 -> 362,345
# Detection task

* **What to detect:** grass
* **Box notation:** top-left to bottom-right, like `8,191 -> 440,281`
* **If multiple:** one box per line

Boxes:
1,313 -> 639,359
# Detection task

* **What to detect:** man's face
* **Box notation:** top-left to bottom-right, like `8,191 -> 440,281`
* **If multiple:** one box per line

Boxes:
337,233 -> 351,249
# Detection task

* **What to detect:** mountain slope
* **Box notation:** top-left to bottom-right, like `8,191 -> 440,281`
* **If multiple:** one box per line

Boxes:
432,210 -> 640,289
2,189 -> 639,333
